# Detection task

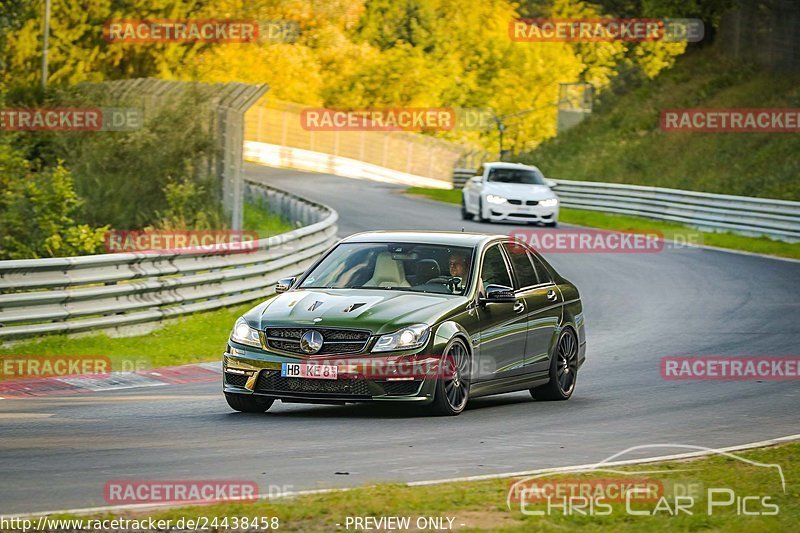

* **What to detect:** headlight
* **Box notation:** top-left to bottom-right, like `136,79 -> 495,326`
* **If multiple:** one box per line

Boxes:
486,194 -> 507,204
372,324 -> 430,352
540,197 -> 559,207
230,317 -> 262,348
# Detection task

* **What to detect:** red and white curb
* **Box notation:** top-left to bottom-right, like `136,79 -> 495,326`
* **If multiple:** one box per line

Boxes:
0,361 -> 221,399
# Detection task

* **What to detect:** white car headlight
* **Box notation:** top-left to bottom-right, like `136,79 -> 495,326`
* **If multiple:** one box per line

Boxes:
230,317 -> 262,348
540,197 -> 559,207
372,324 -> 430,352
486,194 -> 507,205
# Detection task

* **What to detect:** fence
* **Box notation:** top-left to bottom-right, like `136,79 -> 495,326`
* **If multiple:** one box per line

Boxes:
717,0 -> 800,71
245,98 -> 488,186
244,141 -> 458,189
452,169 -> 800,242
0,181 -> 337,341
94,79 -> 268,230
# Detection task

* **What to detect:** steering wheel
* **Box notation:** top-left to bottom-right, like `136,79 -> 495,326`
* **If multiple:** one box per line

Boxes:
427,276 -> 462,292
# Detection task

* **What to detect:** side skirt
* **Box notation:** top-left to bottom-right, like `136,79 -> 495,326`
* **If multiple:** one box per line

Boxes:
470,370 -> 550,398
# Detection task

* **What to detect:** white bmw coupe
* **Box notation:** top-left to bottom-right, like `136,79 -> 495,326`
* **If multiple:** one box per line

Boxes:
461,162 -> 559,226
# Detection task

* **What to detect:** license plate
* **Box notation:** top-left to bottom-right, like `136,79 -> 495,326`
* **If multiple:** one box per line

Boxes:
281,363 -> 338,380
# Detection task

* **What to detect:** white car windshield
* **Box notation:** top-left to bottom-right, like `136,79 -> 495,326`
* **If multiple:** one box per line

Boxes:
487,168 -> 545,185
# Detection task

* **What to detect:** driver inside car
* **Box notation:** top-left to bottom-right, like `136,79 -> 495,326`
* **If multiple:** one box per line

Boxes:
448,253 -> 467,293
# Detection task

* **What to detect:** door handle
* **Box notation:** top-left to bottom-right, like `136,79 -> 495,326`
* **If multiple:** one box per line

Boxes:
513,301 -> 525,313
546,289 -> 557,301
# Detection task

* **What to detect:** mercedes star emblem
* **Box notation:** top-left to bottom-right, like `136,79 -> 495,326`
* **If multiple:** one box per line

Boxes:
300,330 -> 324,354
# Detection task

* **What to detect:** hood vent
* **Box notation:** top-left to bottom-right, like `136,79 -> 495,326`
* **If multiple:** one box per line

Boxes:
307,300 -> 324,312
343,302 -> 366,313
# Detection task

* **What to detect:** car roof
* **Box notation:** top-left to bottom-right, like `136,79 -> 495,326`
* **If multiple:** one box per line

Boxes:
483,161 -> 542,172
340,230 -> 505,248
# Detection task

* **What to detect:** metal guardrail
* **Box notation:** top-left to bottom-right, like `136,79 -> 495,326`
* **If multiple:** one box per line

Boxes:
452,168 -> 477,189
0,181 -> 338,341
452,168 -> 800,242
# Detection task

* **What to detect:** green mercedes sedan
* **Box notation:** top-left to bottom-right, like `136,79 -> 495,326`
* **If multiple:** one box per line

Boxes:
223,231 -> 585,416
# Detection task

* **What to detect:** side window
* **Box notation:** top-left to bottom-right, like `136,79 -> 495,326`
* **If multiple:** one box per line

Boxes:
530,253 -> 553,284
480,245 -> 513,288
502,243 -> 538,289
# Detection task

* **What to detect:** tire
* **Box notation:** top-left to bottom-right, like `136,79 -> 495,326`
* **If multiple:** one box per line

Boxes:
530,328 -> 578,401
543,221 -> 557,228
478,198 -> 488,223
430,338 -> 471,416
461,197 -> 473,220
225,392 -> 274,413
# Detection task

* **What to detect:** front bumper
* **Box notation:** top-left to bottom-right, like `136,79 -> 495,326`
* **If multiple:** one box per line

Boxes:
487,202 -> 558,223
223,346 -> 439,404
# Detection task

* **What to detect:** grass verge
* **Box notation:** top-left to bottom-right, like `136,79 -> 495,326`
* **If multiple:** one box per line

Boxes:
406,187 -> 800,260
244,199 -> 296,237
0,302 -> 254,370
44,441 -> 799,532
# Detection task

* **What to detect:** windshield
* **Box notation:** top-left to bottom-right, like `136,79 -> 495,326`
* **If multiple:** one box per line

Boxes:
487,168 -> 545,185
300,242 -> 474,295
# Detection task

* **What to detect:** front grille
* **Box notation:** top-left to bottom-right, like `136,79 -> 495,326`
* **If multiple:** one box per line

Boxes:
264,327 -> 371,355
525,200 -> 539,206
267,339 -> 302,352
508,199 -> 523,205
323,342 -> 368,354
267,328 -> 303,339
255,370 -> 371,396
224,372 -> 249,388
376,380 -> 421,396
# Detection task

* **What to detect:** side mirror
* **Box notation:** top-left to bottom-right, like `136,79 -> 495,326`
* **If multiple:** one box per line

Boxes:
275,277 -> 296,294
480,284 -> 516,304
545,178 -> 557,188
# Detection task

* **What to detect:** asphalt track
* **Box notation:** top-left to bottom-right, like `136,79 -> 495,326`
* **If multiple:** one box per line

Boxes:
1,164 -> 798,515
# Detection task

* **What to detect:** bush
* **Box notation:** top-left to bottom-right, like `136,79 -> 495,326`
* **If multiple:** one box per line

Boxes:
155,177 -> 226,231
0,143 -> 108,259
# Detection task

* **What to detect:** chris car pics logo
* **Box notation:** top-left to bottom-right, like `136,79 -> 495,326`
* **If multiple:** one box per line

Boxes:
507,444 -> 785,517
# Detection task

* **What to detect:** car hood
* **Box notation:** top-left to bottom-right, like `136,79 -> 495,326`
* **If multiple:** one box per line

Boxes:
246,289 -> 466,335
484,182 -> 555,200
